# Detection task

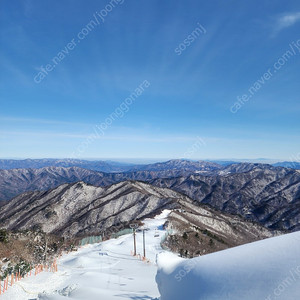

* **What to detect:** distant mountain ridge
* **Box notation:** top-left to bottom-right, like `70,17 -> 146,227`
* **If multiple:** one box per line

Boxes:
0,158 -> 224,172
0,158 -> 135,172
0,162 -> 287,202
0,160 -> 228,201
0,161 -> 299,200
0,165 -> 226,202
0,166 -> 106,201
151,165 -> 300,231
0,158 -> 299,173
128,159 -> 222,172
273,161 -> 300,169
1,160 -> 300,233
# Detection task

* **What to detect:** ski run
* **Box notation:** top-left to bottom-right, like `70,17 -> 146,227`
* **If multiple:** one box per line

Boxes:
1,210 -> 300,300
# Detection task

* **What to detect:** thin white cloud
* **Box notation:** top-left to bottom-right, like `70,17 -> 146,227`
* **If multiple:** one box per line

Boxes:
0,55 -> 32,86
4,129 -> 292,144
273,12 -> 300,34
0,131 -> 89,139
0,130 -> 205,142
0,116 -> 92,127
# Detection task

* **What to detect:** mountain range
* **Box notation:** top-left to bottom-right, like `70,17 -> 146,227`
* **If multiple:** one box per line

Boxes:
0,159 -> 299,234
0,158 -> 299,171
1,160 -> 296,202
0,180 -> 275,254
0,158 -> 134,172
0,160 -> 234,201
151,165 -> 300,231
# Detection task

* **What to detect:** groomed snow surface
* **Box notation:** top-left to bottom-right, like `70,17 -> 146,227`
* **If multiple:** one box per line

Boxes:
1,209 -> 300,300
1,210 -> 170,300
156,231 -> 300,300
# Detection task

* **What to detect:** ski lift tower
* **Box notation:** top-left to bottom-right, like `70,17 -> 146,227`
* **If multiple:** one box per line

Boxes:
130,223 -> 139,256
141,226 -> 149,258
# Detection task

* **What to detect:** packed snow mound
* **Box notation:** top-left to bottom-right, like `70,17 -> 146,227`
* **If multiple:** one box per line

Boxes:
156,231 -> 300,300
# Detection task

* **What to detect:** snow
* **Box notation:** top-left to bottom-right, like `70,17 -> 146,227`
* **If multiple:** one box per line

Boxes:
2,209 -> 300,300
1,210 -> 171,300
156,231 -> 300,300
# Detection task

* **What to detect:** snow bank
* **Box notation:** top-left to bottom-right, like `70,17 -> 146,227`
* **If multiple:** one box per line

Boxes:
156,231 -> 300,300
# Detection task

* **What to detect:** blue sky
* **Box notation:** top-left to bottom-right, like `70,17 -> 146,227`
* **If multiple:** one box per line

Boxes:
0,0 -> 300,160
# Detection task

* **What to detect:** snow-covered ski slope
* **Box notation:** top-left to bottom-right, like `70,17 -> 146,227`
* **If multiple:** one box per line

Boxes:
156,230 -> 300,300
1,210 -> 170,300
2,209 -> 300,300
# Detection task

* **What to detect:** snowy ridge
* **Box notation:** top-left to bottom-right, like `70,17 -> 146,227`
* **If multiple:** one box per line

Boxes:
0,181 -> 276,247
0,181 -> 181,237
151,166 -> 300,231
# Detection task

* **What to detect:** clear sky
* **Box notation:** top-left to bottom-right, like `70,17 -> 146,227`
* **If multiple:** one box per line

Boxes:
0,0 -> 300,160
